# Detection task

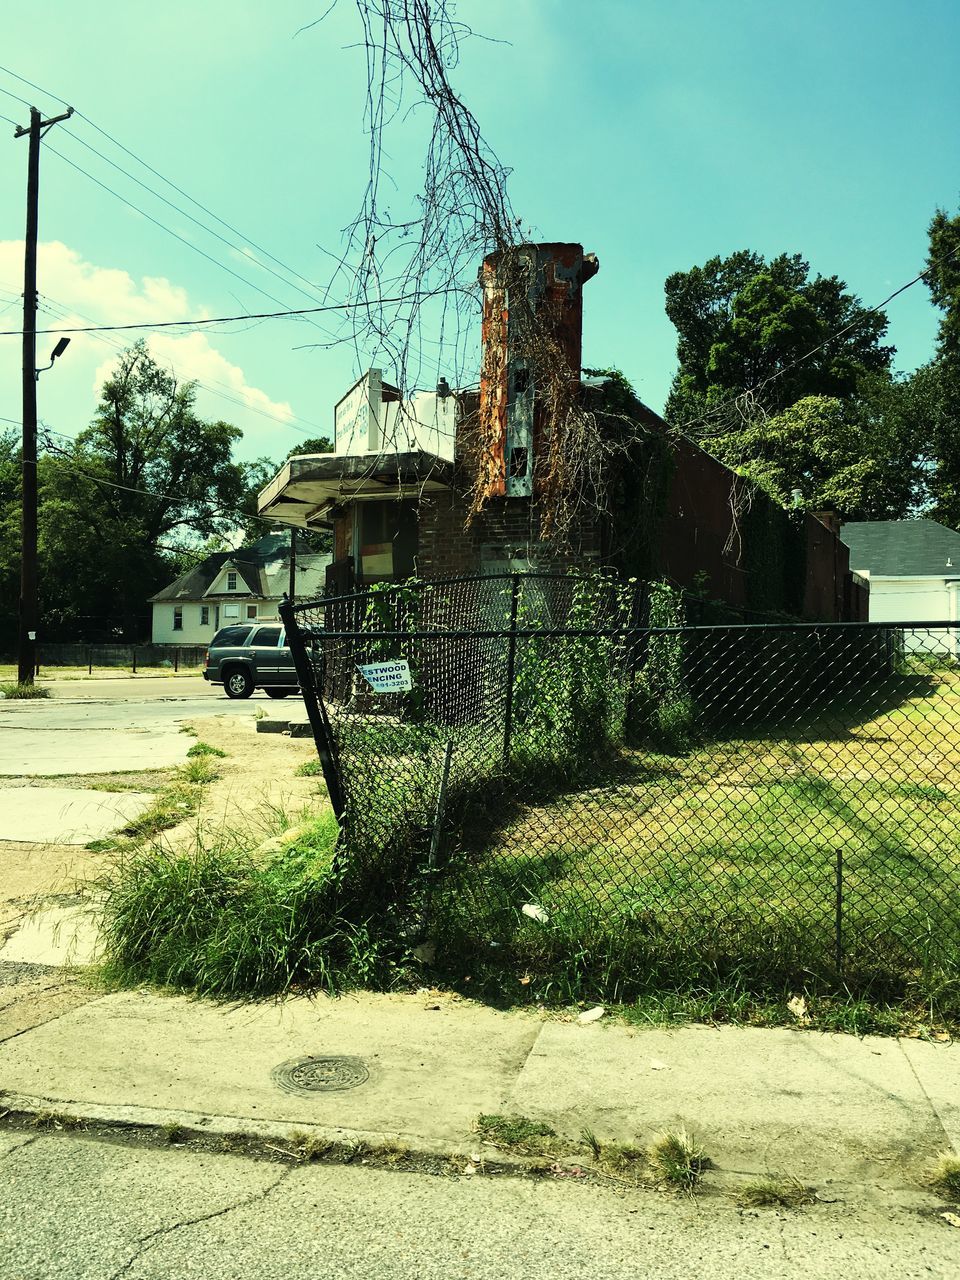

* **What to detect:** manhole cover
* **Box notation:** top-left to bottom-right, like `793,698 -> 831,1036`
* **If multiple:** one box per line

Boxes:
271,1055 -> 370,1094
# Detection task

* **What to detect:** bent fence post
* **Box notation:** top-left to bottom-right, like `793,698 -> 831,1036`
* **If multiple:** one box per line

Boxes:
279,595 -> 346,823
502,574 -> 520,767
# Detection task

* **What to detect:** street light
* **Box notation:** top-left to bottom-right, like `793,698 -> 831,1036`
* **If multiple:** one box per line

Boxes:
35,336 -> 70,380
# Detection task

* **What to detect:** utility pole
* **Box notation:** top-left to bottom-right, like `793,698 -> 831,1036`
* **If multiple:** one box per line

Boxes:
15,104 -> 73,686
288,526 -> 297,603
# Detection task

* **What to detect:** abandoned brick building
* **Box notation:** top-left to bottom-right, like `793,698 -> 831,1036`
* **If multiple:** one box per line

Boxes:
258,242 -> 867,621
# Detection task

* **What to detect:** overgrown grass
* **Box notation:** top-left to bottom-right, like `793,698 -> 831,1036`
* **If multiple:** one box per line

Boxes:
474,1114 -> 564,1156
0,681 -> 50,699
295,759 -> 324,777
186,742 -> 227,759
430,674 -> 960,1023
580,1128 -> 647,1180
930,1153 -> 960,1199
648,1129 -> 706,1189
475,1115 -> 701,1188
738,1175 -> 815,1208
96,810 -> 400,995
180,755 -> 221,785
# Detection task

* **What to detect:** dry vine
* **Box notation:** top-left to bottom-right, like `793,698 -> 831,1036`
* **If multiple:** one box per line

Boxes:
304,0 -> 642,547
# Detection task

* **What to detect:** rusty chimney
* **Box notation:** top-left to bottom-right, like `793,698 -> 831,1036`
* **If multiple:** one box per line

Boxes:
477,242 -> 599,498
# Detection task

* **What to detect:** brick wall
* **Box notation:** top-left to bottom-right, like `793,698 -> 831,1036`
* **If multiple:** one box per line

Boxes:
416,486 -> 602,578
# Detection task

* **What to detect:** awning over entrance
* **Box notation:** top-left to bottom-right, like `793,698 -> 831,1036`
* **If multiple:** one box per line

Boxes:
257,450 -> 454,528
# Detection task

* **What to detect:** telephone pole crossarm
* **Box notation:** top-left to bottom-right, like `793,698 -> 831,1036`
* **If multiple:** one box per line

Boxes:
14,106 -> 74,139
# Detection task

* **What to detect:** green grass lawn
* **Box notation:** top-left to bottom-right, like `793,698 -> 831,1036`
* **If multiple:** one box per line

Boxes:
435,666 -> 960,1011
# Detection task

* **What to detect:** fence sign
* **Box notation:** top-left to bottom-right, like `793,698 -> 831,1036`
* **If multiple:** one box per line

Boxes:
357,659 -> 413,693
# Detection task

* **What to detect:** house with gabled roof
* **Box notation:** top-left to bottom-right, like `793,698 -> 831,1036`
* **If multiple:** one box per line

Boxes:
841,519 -> 960,634
148,532 -> 330,644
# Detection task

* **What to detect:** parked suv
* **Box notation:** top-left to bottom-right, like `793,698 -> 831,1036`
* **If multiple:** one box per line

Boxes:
203,623 -> 300,699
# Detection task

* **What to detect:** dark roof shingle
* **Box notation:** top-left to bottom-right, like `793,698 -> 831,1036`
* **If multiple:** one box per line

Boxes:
149,532 -> 329,602
840,520 -> 960,578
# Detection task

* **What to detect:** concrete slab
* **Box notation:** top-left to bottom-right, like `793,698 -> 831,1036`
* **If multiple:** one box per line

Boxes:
0,903 -> 102,967
0,728 -> 191,776
504,1021 -> 946,1181
898,1038 -> 960,1156
0,968 -> 100,1043
0,696 -> 295,775
0,990 -> 542,1143
0,840 -> 91,907
0,787 -> 154,842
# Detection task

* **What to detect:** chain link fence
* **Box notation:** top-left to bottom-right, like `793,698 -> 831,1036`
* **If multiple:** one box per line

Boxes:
282,575 -> 960,1007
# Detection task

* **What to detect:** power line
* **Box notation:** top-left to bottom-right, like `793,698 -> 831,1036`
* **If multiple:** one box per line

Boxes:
0,289 -> 458,337
57,125 -> 333,310
1,69 -> 352,350
0,272 -> 332,438
33,292 -> 330,438
0,62 -> 334,306
39,139 -> 351,350
0,65 -> 455,368
40,142 -> 344,334
0,82 -> 32,109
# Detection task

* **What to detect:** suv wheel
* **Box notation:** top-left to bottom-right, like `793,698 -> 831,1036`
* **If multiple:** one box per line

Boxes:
265,689 -> 292,699
224,667 -> 254,699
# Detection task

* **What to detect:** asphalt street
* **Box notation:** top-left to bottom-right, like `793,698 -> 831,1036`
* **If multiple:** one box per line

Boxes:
1,1131 -> 956,1280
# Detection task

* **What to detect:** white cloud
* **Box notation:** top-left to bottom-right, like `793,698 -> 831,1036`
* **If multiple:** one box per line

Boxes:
0,239 -> 293,430
94,331 -> 294,423
0,239 -> 194,327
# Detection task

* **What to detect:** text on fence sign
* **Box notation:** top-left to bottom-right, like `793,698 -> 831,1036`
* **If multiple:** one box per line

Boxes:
357,659 -> 413,693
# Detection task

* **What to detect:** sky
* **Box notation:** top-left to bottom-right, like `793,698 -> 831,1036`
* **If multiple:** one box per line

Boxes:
0,0 -> 958,473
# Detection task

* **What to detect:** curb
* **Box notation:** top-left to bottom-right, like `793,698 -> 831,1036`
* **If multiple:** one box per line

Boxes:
0,1090 -> 949,1216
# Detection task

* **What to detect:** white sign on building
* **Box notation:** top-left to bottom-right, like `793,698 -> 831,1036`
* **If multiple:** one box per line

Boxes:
335,369 -> 383,453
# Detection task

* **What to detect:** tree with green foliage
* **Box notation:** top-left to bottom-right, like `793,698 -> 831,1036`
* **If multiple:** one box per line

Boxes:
919,209 -> 960,526
664,250 -> 893,430
0,342 -> 268,645
720,385 -> 922,521
286,435 -> 333,458
927,208 -> 960,361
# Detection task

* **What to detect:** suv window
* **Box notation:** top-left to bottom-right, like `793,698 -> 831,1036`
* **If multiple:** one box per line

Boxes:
211,626 -> 253,647
250,626 -> 282,647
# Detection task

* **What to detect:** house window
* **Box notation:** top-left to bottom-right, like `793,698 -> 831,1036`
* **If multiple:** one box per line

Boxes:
200,606 -> 209,626
173,606 -> 183,631
227,571 -> 238,591
246,605 -> 258,619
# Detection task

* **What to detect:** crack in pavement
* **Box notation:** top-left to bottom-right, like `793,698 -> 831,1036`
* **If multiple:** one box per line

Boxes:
0,990 -> 111,1045
0,1129 -> 39,1159
897,1038 -> 956,1155
107,1164 -> 297,1280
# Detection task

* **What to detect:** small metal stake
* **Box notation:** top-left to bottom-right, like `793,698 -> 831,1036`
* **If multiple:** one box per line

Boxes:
835,848 -> 844,979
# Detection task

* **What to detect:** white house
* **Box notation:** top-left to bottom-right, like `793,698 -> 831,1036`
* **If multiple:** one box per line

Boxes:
149,532 -> 330,644
840,519 -> 960,653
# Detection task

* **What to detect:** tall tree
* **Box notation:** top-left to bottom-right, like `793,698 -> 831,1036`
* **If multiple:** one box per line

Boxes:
664,251 -> 893,430
918,210 -> 960,526
0,342 -> 266,642
927,208 -> 960,362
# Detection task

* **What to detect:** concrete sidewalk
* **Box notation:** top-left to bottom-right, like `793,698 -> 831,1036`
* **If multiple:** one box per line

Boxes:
1,984 -> 956,1193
